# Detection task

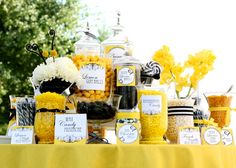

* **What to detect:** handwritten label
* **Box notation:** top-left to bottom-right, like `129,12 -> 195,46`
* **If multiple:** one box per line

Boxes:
80,63 -> 105,90
178,127 -> 201,145
201,127 -> 222,145
117,66 -> 136,86
116,123 -> 139,144
222,128 -> 234,146
11,126 -> 34,144
142,95 -> 162,114
54,114 -> 87,144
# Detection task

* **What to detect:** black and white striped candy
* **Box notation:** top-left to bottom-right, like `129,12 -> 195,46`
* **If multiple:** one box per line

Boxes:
141,61 -> 162,79
16,98 -> 36,126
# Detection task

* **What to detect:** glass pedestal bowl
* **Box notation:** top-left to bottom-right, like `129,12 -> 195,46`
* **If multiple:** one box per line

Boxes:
77,94 -> 121,142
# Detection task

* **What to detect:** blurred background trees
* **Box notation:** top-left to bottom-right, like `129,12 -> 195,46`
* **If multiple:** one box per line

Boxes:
0,0 -> 110,134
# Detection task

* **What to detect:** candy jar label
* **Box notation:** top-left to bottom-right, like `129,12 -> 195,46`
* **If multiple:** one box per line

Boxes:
80,63 -> 106,90
104,46 -> 125,60
117,123 -> 139,144
11,126 -> 34,144
178,127 -> 201,144
222,129 -> 234,146
203,127 -> 221,145
141,95 -> 162,115
117,66 -> 136,86
54,114 -> 87,144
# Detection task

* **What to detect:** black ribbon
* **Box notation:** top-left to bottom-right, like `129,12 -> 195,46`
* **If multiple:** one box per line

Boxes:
168,106 -> 193,109
36,108 -> 65,113
168,106 -> 194,116
87,132 -> 109,144
9,109 -> 16,121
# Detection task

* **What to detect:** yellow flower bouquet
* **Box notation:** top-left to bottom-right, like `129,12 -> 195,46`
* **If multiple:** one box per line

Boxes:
152,45 -> 216,98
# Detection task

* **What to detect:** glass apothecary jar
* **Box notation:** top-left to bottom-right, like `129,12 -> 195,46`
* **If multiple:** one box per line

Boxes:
35,92 -> 66,144
113,56 -> 141,110
101,12 -> 132,61
72,29 -> 112,102
101,34 -> 132,60
166,99 -> 194,144
138,85 -> 167,144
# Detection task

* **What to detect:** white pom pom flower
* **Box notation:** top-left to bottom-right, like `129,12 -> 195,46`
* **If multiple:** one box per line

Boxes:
32,57 -> 82,88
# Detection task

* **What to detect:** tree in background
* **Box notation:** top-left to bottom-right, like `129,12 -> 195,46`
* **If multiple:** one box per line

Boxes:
0,0 -> 110,134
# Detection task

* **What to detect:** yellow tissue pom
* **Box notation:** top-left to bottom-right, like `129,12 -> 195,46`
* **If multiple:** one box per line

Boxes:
42,50 -> 49,58
50,50 -> 58,57
36,92 -> 65,110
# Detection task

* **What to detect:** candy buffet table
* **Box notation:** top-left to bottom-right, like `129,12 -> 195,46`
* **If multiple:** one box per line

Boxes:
0,144 -> 235,168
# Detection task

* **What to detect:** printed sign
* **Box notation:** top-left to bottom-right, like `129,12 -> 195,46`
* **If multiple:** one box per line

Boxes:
178,127 -> 201,145
116,123 -> 139,144
142,95 -> 162,115
222,128 -> 234,146
80,63 -> 106,90
11,126 -> 34,144
54,114 -> 87,144
201,127 -> 222,145
117,66 -> 136,86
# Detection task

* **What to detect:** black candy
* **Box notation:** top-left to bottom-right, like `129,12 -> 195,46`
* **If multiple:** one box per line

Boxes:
40,78 -> 77,94
77,101 -> 116,120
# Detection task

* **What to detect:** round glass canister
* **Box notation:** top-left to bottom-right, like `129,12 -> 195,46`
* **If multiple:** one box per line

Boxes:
113,56 -> 141,110
35,92 -> 66,144
138,85 -> 167,144
166,99 -> 194,144
116,110 -> 140,144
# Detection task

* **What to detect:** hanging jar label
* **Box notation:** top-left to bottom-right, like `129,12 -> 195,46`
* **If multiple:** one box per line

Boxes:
117,66 -> 136,86
141,95 -> 162,115
222,128 -> 234,146
80,62 -> 106,90
116,123 -> 139,144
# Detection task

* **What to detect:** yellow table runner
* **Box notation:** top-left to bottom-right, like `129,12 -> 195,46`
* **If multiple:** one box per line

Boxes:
0,144 -> 236,168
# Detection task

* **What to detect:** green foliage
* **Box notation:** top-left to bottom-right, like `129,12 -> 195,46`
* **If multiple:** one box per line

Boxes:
0,0 -> 110,135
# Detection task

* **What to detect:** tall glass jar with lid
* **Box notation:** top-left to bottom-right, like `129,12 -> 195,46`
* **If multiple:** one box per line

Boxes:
72,26 -> 112,102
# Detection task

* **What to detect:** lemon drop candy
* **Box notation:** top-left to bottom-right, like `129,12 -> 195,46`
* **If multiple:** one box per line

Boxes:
138,86 -> 167,144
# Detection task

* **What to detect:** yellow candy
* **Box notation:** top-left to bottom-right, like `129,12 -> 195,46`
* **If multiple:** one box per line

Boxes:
72,54 -> 112,101
138,89 -> 167,143
35,92 -> 65,144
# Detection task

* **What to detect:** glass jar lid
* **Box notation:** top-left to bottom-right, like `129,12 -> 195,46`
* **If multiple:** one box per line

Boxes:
74,23 -> 100,55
